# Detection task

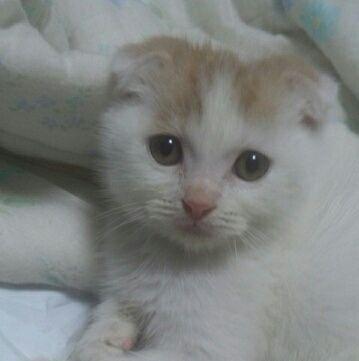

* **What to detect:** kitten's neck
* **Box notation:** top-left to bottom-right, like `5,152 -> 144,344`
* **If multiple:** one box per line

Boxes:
115,222 -> 271,274
107,206 -> 316,294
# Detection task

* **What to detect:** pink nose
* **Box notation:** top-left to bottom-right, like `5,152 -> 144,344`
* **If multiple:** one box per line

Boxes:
182,199 -> 216,221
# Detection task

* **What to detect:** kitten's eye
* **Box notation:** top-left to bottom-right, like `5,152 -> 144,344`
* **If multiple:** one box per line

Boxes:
149,134 -> 183,166
234,150 -> 270,181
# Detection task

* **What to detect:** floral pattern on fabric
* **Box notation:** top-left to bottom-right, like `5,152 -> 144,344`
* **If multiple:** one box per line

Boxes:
299,1 -> 339,43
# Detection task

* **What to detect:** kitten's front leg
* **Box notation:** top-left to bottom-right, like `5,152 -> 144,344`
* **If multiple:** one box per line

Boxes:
69,298 -> 138,361
116,349 -> 184,361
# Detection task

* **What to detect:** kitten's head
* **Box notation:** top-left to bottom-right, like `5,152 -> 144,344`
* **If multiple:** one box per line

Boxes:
101,36 -> 343,252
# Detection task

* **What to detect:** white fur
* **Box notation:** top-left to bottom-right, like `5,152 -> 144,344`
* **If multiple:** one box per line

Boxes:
70,40 -> 359,361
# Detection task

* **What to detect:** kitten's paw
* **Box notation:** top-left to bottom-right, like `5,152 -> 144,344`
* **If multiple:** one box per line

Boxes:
70,342 -> 125,361
101,319 -> 137,351
69,318 -> 137,361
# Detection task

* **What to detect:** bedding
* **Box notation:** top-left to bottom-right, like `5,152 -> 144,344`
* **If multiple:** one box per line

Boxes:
0,155 -> 96,360
0,155 -> 96,291
0,0 -> 358,359
0,285 -> 92,361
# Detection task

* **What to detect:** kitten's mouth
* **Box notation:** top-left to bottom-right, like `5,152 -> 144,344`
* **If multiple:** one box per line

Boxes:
175,220 -> 213,238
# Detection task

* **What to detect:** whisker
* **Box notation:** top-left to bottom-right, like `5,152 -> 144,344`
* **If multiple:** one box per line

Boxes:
240,228 -> 269,250
147,200 -> 178,211
101,209 -> 144,229
233,239 -> 239,259
99,208 -> 145,240
151,209 -> 177,218
103,203 -> 143,215
97,204 -> 141,220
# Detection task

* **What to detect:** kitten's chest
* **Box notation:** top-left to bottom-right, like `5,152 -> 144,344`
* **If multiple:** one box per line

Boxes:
115,255 -> 238,315
107,245 -> 268,357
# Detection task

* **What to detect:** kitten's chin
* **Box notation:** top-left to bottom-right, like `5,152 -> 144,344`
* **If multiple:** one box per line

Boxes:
164,222 -> 240,253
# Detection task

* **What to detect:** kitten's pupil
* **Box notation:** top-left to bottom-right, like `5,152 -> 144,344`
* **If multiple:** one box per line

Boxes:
234,150 -> 270,181
160,138 -> 175,157
149,134 -> 182,166
246,153 -> 260,173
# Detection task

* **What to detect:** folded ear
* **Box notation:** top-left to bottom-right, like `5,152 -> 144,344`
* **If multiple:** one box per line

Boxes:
283,69 -> 344,130
109,45 -> 171,101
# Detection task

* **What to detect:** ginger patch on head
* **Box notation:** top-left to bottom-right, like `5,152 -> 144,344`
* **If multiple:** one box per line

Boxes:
112,36 -> 329,130
238,56 -> 321,121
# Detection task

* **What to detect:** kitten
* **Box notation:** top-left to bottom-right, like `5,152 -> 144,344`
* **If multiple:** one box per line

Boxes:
70,36 -> 359,361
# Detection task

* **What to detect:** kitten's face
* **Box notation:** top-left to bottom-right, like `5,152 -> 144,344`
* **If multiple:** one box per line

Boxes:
101,37 -> 342,251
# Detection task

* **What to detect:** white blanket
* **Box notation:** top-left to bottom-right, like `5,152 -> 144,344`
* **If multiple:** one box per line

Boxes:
0,285 -> 92,360
0,0 -> 358,292
0,155 -> 96,290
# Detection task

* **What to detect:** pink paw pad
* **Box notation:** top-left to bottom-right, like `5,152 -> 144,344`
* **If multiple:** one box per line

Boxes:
121,338 -> 135,351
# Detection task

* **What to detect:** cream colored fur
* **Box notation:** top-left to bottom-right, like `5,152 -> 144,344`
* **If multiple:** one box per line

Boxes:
70,37 -> 359,361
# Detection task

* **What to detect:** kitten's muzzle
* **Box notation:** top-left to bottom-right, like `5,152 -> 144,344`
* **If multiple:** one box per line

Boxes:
182,198 -> 216,221
181,180 -> 220,221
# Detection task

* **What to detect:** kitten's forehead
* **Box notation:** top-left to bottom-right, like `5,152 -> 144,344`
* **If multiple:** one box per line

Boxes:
127,36 -> 324,151
145,37 -> 319,130
186,73 -> 287,163
146,37 -> 243,131
186,74 -> 244,157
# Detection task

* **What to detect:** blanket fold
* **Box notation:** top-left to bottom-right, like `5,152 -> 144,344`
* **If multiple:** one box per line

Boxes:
283,0 -> 359,113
